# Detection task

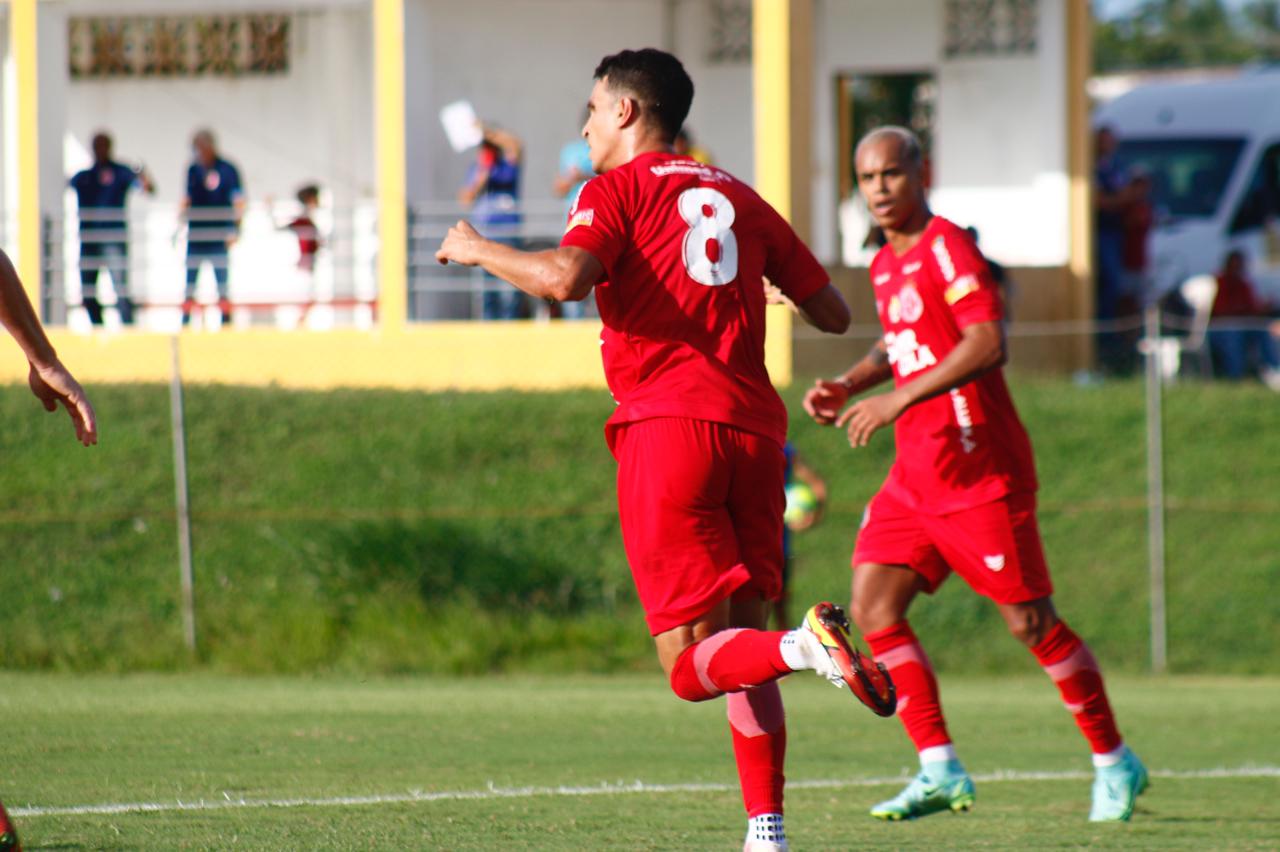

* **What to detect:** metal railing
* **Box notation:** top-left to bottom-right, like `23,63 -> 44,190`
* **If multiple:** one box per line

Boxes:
407,200 -> 598,322
43,198 -> 380,331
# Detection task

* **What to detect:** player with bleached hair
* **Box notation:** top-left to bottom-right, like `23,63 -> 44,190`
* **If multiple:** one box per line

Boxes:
804,125 -> 1146,822
438,48 -> 895,852
0,247 -> 98,852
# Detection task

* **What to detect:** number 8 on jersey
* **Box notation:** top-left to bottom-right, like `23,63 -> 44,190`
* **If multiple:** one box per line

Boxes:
678,187 -> 739,286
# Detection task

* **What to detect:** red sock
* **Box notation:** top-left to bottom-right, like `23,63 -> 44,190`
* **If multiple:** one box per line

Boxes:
727,683 -> 786,816
669,628 -> 791,701
864,621 -> 952,751
1032,621 -> 1123,755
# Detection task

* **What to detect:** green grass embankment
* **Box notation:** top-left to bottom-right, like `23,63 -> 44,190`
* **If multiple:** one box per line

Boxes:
0,375 -> 1274,673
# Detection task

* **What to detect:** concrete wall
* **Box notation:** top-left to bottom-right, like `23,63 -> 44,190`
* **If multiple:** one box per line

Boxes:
403,0 -> 754,206
813,0 -> 1070,267
60,0 -> 375,208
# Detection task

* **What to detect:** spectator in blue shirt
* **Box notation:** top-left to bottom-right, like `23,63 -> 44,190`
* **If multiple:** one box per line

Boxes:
458,126 -> 524,320
181,129 -> 244,326
553,119 -> 595,320
69,132 -> 154,326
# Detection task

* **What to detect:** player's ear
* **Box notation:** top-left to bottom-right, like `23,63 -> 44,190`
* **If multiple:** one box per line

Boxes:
617,95 -> 639,129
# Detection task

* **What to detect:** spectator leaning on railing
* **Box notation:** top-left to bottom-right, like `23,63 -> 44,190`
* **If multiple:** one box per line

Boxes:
69,131 -> 155,327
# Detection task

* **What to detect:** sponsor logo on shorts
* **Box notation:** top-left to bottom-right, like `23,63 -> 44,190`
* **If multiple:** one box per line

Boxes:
860,504 -> 872,530
983,554 -> 1006,572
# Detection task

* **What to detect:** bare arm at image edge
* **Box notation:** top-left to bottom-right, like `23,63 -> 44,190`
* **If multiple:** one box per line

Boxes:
0,250 -> 97,446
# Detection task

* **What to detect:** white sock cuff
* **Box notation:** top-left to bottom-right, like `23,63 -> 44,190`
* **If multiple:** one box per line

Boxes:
778,630 -> 807,671
1092,744 -> 1127,768
747,813 -> 785,842
919,744 -> 959,766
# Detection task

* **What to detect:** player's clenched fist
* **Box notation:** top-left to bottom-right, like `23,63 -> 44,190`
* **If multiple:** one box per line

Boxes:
435,220 -> 486,267
803,378 -> 849,425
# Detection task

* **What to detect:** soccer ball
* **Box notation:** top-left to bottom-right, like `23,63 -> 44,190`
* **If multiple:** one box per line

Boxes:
783,482 -> 819,530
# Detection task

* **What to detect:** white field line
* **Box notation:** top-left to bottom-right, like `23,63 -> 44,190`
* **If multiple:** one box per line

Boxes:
12,766 -> 1280,819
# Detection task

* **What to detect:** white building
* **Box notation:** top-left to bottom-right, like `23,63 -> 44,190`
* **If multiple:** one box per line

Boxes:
0,0 -> 1093,383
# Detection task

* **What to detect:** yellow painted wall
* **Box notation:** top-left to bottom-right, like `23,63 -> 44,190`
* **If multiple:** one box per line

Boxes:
0,324 -> 611,390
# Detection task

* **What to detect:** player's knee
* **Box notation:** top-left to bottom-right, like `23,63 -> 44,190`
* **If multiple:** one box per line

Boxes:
667,645 -> 717,702
849,594 -> 899,634
1004,604 -> 1056,647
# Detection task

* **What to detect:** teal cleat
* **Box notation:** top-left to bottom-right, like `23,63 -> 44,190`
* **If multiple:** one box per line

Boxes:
870,760 -> 975,821
1089,747 -> 1149,822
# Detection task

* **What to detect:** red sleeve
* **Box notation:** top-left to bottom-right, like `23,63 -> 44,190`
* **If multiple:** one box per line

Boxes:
927,228 -> 1003,328
559,176 -> 627,280
759,198 -> 829,306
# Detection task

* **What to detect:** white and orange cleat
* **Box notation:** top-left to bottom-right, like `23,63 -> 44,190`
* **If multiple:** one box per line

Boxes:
785,602 -> 897,717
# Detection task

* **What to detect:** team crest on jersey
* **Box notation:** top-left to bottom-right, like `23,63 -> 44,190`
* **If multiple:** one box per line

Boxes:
902,261 -> 922,275
898,283 -> 924,323
887,283 -> 924,325
931,235 -> 956,282
565,208 -> 594,233
204,170 -> 222,192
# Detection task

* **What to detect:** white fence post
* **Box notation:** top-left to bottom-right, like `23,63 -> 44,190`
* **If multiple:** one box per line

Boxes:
169,335 -> 197,654
1142,304 -> 1168,674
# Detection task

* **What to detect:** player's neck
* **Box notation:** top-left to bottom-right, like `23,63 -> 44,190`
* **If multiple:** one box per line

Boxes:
883,207 -> 934,256
606,133 -> 671,171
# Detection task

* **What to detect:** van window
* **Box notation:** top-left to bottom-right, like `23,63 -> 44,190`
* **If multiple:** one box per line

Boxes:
1115,138 -> 1246,219
1229,145 -> 1280,234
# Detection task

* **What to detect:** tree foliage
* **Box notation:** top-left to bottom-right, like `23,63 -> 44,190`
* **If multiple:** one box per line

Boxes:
1094,0 -> 1280,72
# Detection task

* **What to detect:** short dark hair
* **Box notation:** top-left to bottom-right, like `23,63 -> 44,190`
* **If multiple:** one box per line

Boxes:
593,48 -> 693,143
296,184 -> 320,205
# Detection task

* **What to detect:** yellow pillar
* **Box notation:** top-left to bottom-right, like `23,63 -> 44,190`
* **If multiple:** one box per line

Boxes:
1066,0 -> 1094,369
10,0 -> 41,306
753,0 -> 813,385
373,0 -> 408,330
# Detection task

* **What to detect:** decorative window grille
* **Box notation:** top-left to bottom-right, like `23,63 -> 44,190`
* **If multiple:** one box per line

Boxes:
708,0 -> 752,64
945,0 -> 1038,58
69,14 -> 290,79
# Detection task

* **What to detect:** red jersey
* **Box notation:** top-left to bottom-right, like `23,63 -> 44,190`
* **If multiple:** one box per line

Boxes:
1212,272 -> 1266,318
869,216 -> 1037,514
560,151 -> 828,449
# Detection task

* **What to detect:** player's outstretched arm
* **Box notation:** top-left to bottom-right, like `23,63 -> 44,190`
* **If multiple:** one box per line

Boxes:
796,284 -> 851,334
803,341 -> 893,425
436,220 -> 603,302
837,320 -> 1004,447
0,250 -> 97,446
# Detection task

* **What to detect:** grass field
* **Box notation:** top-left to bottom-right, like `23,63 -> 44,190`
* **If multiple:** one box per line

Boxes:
2,673 -> 1277,850
0,374 -> 1277,675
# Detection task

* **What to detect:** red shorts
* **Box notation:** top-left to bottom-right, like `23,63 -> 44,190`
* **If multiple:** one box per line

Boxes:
613,417 -> 786,635
852,489 -> 1053,604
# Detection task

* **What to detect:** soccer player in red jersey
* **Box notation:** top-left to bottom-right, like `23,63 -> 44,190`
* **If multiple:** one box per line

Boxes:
437,49 -> 896,851
803,127 -> 1147,823
0,248 -> 98,852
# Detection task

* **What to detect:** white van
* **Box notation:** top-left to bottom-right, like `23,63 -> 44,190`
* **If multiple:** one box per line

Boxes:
1094,68 -> 1280,302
